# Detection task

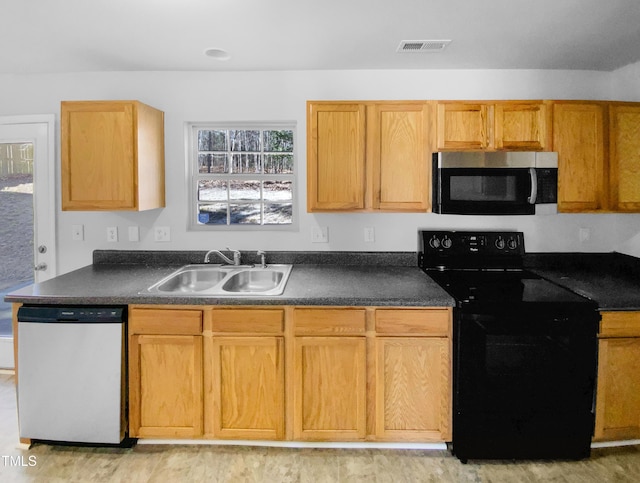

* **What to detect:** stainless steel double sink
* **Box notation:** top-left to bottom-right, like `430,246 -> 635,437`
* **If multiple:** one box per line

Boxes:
143,264 -> 293,296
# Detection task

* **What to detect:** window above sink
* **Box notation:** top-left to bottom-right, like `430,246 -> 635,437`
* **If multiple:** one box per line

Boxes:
186,122 -> 298,231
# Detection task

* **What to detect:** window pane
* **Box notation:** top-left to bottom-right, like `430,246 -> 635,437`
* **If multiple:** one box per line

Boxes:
229,180 -> 260,200
263,180 -> 292,201
229,130 -> 260,152
231,154 -> 262,173
198,180 -> 227,201
264,203 -> 292,225
263,154 -> 293,174
230,203 -> 261,224
198,203 -> 228,225
198,130 -> 227,151
198,153 -> 229,173
263,130 -> 293,152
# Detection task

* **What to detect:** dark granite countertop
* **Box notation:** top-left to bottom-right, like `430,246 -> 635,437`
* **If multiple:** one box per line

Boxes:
4,251 -> 454,308
526,252 -> 640,311
7,250 -> 640,311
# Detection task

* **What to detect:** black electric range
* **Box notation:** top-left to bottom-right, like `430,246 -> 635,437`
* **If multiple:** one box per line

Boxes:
419,231 -> 592,312
419,230 -> 599,463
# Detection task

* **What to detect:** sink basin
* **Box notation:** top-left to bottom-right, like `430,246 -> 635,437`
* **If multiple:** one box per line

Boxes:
144,264 -> 292,296
155,267 -> 228,293
222,269 -> 284,293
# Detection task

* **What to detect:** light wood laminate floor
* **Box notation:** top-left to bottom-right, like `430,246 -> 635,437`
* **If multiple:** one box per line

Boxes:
1,373 -> 640,482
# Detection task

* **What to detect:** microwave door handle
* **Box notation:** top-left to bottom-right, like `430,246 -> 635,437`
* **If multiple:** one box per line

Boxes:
528,167 -> 537,204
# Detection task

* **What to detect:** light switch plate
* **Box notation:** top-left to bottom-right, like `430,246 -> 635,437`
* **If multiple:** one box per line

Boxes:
128,226 -> 140,242
364,227 -> 375,243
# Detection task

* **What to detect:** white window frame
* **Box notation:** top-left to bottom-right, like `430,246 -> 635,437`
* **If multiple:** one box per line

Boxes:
186,121 -> 298,231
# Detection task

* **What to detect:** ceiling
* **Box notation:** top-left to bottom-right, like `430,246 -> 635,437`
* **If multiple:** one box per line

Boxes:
3,0 -> 640,75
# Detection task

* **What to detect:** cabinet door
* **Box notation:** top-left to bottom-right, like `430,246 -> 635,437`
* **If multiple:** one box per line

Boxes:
594,337 -> 640,441
307,102 -> 366,211
208,336 -> 284,440
62,102 -> 136,210
293,337 -> 367,440
61,101 -> 164,211
609,104 -> 640,212
369,102 -> 430,211
494,102 -> 550,150
375,337 -> 451,441
129,334 -> 203,438
552,102 -> 606,212
436,102 -> 491,150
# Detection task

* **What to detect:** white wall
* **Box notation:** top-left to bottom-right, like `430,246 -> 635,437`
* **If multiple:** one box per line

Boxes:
1,68 -> 640,275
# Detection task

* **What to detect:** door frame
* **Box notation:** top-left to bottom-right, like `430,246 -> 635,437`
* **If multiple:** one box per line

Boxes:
0,115 -> 57,282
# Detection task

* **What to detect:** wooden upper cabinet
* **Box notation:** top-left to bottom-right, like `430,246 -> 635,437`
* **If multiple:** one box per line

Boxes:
307,101 -> 431,212
307,102 -> 366,211
552,102 -> 606,212
494,102 -> 550,150
436,101 -> 550,151
368,102 -> 431,211
609,103 -> 640,212
436,102 -> 491,150
61,100 -> 165,211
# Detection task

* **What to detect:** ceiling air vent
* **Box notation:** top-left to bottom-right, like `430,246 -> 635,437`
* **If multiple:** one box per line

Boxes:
397,40 -> 452,53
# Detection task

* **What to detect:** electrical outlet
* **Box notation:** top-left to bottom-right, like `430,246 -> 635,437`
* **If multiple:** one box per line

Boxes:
364,227 -> 375,243
311,226 -> 328,243
106,226 -> 118,242
579,227 -> 591,244
154,226 -> 171,242
72,224 -> 84,241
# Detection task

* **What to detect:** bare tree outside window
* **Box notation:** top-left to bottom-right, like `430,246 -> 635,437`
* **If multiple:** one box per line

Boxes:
191,124 -> 295,228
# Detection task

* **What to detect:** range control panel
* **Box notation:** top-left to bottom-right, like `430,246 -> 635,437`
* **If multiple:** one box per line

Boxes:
418,231 -> 525,270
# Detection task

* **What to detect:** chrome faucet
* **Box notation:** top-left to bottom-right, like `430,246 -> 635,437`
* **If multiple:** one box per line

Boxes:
204,247 -> 241,265
257,250 -> 267,268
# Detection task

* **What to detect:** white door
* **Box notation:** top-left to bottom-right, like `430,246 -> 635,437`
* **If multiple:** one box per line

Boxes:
0,115 -> 56,369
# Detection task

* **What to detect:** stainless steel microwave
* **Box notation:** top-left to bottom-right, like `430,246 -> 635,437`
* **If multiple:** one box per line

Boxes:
432,151 -> 558,215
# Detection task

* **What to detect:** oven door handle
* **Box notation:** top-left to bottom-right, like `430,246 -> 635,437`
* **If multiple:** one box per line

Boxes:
528,167 -> 538,204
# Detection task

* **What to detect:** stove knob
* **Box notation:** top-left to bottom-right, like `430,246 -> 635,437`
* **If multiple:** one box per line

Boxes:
495,236 -> 506,250
442,236 -> 452,249
507,237 -> 519,250
429,236 -> 441,249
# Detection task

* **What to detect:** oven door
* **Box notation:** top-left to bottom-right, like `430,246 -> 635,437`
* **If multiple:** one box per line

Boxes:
453,309 -> 598,461
434,167 -> 535,215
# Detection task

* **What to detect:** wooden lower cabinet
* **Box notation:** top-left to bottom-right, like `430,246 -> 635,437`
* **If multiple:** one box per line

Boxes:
374,308 -> 452,442
129,305 -> 452,443
375,337 -> 450,441
594,311 -> 640,441
207,336 -> 284,439
293,336 -> 367,440
129,308 -> 204,438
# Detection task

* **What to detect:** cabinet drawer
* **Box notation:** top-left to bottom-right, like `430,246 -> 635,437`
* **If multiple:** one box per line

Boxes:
130,309 -> 203,335
600,311 -> 640,338
375,309 -> 450,336
294,308 -> 366,335
210,309 -> 284,334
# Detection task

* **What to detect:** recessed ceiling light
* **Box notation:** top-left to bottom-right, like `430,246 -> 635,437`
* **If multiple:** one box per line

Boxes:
204,48 -> 231,60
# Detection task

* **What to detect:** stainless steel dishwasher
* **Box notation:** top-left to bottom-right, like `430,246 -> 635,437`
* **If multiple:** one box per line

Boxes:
17,306 -> 127,445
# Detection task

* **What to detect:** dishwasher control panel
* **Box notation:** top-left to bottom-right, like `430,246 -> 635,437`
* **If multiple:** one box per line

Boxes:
18,306 -> 126,323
